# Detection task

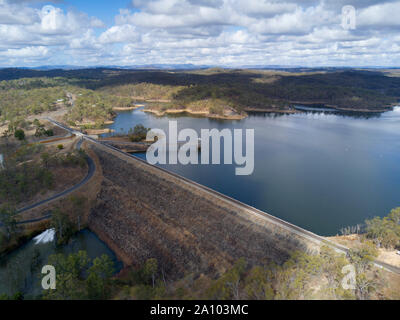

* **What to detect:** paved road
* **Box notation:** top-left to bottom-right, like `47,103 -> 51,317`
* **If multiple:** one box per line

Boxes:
15,214 -> 52,225
7,137 -> 95,224
36,132 -> 73,144
46,118 -> 400,275
16,155 -> 95,214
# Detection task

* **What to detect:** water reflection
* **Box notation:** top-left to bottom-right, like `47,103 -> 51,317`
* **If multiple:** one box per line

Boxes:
0,229 -> 122,298
103,106 -> 400,236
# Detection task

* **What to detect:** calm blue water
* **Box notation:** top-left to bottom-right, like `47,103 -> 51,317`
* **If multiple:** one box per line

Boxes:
0,229 -> 122,298
103,107 -> 400,236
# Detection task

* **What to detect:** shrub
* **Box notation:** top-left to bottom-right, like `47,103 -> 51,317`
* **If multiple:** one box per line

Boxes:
128,124 -> 150,142
14,129 -> 25,141
45,129 -> 54,137
209,105 -> 224,116
34,126 -> 46,137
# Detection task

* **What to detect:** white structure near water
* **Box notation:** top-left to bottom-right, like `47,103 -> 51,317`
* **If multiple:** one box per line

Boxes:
33,229 -> 56,244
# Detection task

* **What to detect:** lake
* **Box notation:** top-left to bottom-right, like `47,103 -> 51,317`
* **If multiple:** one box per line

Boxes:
102,107 -> 400,236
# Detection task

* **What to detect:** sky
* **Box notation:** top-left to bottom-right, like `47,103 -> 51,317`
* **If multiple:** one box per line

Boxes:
1,0 -> 400,67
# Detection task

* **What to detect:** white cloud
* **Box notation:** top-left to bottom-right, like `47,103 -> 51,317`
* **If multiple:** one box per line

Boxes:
99,24 -> 140,44
0,45 -> 48,58
358,2 -> 400,28
0,0 -> 38,25
1,0 -> 400,67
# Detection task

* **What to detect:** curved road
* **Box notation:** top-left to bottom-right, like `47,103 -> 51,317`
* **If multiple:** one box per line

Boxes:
11,137 -> 95,222
46,118 -> 400,275
16,155 -> 95,214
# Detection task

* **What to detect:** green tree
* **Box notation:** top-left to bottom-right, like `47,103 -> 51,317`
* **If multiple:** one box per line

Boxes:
129,124 -> 150,142
14,129 -> 25,141
50,209 -> 75,245
244,265 -> 275,300
87,255 -> 114,299
354,272 -> 381,300
143,258 -> 158,288
0,205 -> 17,240
45,129 -> 54,136
388,207 -> 400,225
0,292 -> 24,300
44,251 -> 90,300
33,119 -> 41,127
206,258 -> 247,300
365,208 -> 400,249
34,125 -> 46,137
40,152 -> 51,168
70,195 -> 86,230
347,241 -> 378,274
224,258 -> 247,300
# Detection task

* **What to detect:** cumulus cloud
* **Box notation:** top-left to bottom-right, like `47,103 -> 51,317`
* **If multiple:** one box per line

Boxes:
0,0 -> 106,64
99,24 -> 140,44
0,46 -> 48,58
0,0 -> 38,25
357,2 -> 400,28
1,0 -> 400,67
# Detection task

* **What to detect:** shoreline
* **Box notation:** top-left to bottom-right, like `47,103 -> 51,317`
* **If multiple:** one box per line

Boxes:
71,102 -> 396,136
245,107 -> 298,114
288,101 -> 395,113
333,106 -> 393,113
144,108 -> 247,120
112,105 -> 143,111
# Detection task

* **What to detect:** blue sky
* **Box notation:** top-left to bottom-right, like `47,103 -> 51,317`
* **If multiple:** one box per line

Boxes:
57,1 -> 133,26
29,1 -> 134,27
1,0 -> 400,67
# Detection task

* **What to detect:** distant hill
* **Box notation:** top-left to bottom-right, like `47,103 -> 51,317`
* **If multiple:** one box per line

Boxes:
0,67 -> 399,112
0,64 -> 211,72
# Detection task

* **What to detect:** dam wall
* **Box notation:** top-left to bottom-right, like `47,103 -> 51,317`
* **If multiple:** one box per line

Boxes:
88,143 -> 320,278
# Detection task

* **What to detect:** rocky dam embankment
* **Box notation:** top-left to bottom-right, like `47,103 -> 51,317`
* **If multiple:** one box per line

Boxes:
88,143 -> 319,279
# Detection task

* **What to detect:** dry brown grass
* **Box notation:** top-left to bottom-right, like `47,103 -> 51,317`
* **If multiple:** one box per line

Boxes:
16,141 -> 103,226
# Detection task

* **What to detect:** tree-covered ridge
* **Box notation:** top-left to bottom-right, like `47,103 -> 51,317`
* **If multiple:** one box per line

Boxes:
0,77 -> 135,127
99,82 -> 184,101
1,68 -> 400,129
0,78 -> 77,123
0,86 -> 65,121
82,68 -> 400,111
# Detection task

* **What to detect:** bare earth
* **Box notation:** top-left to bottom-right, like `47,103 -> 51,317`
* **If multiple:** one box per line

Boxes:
144,107 -> 247,120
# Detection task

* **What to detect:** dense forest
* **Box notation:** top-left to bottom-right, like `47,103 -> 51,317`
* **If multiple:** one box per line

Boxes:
1,242 -> 395,300
0,68 -> 399,127
0,80 -> 66,120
